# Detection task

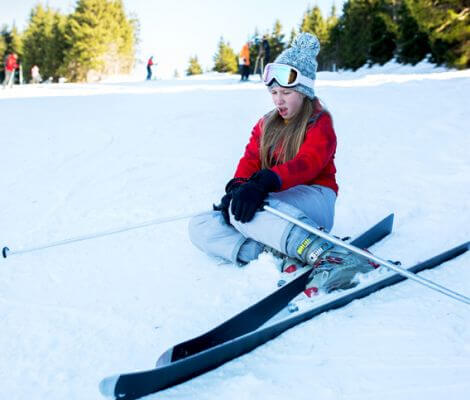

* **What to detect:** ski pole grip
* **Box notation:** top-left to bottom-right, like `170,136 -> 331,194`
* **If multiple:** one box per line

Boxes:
2,247 -> 9,258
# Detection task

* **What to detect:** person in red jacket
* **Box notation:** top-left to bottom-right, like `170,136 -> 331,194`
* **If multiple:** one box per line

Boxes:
146,56 -> 155,80
3,53 -> 18,89
189,33 -> 373,297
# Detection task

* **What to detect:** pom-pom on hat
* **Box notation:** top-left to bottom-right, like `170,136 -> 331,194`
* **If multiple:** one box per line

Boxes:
271,32 -> 320,99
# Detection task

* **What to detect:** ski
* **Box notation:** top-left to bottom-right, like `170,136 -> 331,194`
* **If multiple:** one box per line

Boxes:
100,213 -> 398,399
101,240 -> 468,400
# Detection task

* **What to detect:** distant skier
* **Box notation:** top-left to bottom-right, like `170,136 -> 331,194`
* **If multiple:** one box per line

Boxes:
2,53 -> 18,89
239,42 -> 250,81
254,34 -> 271,79
31,64 -> 41,84
189,33 -> 375,299
262,35 -> 270,69
146,56 -> 155,80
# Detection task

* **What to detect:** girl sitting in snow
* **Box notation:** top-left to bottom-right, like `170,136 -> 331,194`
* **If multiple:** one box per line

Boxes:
189,33 -> 373,298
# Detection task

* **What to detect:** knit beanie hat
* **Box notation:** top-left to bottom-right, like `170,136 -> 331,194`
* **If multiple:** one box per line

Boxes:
270,32 -> 320,99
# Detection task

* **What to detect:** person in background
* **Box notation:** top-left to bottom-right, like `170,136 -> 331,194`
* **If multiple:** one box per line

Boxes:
254,38 -> 265,79
262,35 -> 271,70
31,64 -> 41,84
3,53 -> 18,89
147,56 -> 155,80
254,35 -> 271,79
239,42 -> 251,81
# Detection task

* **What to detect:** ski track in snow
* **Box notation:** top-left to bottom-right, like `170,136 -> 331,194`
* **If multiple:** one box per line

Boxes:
1,62 -> 469,400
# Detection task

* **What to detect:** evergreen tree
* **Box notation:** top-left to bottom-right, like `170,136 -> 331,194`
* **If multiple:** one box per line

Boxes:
368,0 -> 398,65
213,37 -> 238,73
323,4 -> 340,70
0,30 -> 6,61
62,0 -> 137,81
49,13 -> 68,79
396,0 -> 431,64
335,0 -> 397,69
301,6 -> 329,70
296,0 -> 468,70
1,24 -> 23,56
186,55 -> 202,75
405,0 -> 469,68
336,0 -> 372,70
327,4 -> 339,27
0,30 -> 6,81
301,6 -> 328,43
268,20 -> 286,61
288,28 -> 297,46
22,4 -> 67,82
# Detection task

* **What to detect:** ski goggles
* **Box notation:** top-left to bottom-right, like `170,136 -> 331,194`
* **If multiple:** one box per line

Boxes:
262,63 -> 315,89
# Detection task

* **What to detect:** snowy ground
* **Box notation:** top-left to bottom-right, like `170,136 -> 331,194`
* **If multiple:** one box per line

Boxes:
1,61 -> 469,400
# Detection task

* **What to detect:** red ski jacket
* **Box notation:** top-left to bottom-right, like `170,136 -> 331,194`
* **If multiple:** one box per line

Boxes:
5,55 -> 18,72
234,112 -> 338,194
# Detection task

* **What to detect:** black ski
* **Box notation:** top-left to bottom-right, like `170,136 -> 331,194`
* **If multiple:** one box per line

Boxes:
101,213 -> 402,399
101,241 -> 468,400
100,217 -> 469,400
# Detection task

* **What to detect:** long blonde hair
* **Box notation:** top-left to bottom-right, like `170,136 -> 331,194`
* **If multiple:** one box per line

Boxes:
260,96 -> 323,169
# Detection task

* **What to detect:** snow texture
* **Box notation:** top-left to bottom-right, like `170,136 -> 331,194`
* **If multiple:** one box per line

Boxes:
1,60 -> 469,399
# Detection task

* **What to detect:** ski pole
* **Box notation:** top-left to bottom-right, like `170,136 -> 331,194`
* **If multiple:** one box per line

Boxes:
263,205 -> 470,305
2,210 -> 207,259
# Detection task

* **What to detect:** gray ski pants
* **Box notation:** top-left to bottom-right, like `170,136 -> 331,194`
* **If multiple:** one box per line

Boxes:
2,70 -> 14,88
188,184 -> 336,264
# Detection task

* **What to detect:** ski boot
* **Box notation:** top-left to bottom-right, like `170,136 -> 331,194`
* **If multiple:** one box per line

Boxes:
277,257 -> 309,287
262,246 -> 311,287
287,235 -> 379,312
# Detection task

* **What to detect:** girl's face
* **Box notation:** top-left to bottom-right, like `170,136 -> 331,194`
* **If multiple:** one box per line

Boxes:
270,87 -> 304,120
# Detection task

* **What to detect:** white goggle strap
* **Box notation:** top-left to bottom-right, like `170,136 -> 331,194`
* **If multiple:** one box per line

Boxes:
297,74 -> 316,89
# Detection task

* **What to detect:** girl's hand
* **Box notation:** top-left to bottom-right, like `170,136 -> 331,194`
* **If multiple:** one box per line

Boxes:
230,182 -> 267,223
230,169 -> 280,223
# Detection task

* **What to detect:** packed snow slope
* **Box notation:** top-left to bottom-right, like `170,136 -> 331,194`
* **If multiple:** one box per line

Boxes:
1,61 -> 469,400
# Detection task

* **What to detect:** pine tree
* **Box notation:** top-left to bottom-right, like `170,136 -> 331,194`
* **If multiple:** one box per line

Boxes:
396,0 -> 431,64
324,1 -> 366,70
0,30 -> 6,61
327,4 -> 339,28
368,0 -> 398,66
269,20 -> 286,61
323,4 -> 340,70
288,28 -> 297,46
186,55 -> 202,75
49,13 -> 68,79
213,37 -> 238,73
335,0 -> 372,70
22,4 -> 67,82
62,0 -> 137,81
0,30 -> 6,81
1,24 -> 23,56
405,0 -> 469,68
301,6 -> 329,70
301,6 -> 328,43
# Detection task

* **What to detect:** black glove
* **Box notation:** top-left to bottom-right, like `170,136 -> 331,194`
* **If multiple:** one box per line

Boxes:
213,177 -> 248,225
230,169 -> 281,223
